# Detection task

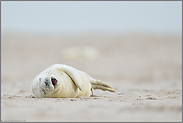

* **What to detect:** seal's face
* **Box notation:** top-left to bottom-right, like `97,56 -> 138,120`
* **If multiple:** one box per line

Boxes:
38,75 -> 58,95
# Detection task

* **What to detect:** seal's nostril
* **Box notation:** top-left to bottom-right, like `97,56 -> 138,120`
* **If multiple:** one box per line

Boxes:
45,82 -> 49,86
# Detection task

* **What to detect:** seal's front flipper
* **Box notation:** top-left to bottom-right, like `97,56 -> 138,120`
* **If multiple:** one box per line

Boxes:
56,64 -> 83,91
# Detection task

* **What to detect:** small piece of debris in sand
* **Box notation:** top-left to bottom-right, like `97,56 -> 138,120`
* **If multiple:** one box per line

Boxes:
146,97 -> 157,100
26,95 -> 35,98
8,96 -> 13,99
13,95 -> 21,97
20,90 -> 25,93
118,93 -> 123,95
109,99 -> 112,101
137,98 -> 142,100
70,99 -> 76,101
90,95 -> 100,97
103,95 -> 111,98
93,97 -> 99,100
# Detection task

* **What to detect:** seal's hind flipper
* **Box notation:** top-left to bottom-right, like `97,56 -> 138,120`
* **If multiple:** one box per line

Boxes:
81,71 -> 116,92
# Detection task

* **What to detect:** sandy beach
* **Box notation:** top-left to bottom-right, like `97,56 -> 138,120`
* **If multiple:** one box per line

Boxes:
1,32 -> 182,122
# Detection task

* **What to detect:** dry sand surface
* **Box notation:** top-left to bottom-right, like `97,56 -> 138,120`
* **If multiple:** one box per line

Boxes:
1,33 -> 182,122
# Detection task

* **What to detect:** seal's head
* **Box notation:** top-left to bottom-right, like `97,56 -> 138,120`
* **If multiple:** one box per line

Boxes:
39,76 -> 58,92
32,72 -> 59,97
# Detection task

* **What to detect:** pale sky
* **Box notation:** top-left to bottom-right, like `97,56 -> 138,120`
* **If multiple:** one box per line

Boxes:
1,1 -> 182,34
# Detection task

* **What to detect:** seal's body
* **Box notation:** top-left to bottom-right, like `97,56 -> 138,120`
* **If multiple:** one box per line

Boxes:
32,64 -> 115,98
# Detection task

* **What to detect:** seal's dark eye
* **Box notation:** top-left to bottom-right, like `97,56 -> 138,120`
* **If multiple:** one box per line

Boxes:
51,78 -> 57,86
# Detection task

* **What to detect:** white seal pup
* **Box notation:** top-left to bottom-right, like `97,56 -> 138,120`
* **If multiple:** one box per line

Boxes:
31,64 -> 116,98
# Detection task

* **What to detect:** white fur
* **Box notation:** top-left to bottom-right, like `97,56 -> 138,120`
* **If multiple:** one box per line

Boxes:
31,64 -> 91,98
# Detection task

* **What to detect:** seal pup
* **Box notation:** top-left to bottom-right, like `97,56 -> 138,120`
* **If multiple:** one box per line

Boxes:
32,64 -> 116,98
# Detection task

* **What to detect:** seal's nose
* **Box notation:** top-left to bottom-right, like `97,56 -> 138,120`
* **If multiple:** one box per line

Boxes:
44,77 -> 50,86
45,81 -> 49,86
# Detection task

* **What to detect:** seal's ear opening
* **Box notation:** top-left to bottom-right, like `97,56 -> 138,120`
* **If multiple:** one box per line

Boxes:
51,78 -> 57,86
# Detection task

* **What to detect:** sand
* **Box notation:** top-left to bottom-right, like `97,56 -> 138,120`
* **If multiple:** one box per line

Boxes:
1,32 -> 182,122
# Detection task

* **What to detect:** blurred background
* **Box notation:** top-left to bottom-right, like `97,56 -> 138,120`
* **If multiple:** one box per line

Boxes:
1,1 -> 182,121
1,1 -> 182,34
1,0 -> 182,86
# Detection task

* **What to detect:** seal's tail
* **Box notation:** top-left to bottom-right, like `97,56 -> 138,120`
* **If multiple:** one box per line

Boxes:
82,71 -> 116,92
